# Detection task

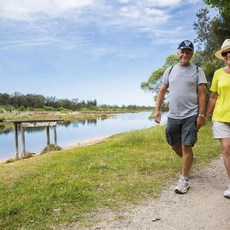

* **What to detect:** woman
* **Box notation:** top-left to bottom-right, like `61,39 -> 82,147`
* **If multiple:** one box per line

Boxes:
206,39 -> 230,198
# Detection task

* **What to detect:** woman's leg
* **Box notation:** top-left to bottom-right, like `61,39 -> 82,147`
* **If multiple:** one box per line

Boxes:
221,138 -> 230,179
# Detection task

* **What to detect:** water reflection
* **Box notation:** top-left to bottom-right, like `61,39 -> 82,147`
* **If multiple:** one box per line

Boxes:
0,125 -> 12,135
60,118 -> 99,128
0,119 -> 99,134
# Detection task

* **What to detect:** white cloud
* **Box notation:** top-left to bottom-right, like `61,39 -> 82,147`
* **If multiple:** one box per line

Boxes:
120,6 -> 140,19
96,2 -> 171,30
119,0 -> 181,7
118,0 -> 131,3
188,0 -> 200,3
0,0 -> 176,27
0,0 -> 199,55
0,0 -> 93,20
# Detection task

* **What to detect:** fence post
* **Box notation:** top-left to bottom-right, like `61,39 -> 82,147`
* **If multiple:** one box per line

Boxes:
54,126 -> 57,147
46,126 -> 50,146
14,123 -> 19,160
21,126 -> 26,157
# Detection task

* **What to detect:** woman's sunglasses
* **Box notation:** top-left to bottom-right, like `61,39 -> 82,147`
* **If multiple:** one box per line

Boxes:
221,51 -> 230,57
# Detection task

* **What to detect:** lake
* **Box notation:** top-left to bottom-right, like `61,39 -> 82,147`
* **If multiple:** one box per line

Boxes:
0,112 -> 167,161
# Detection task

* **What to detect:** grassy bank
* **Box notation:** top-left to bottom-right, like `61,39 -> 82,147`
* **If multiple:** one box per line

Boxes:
0,122 -> 220,229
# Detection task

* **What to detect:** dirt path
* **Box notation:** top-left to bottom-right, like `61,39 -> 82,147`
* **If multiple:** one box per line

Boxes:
71,156 -> 230,230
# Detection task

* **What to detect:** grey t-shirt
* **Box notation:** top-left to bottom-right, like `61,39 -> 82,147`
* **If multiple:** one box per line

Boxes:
161,64 -> 207,119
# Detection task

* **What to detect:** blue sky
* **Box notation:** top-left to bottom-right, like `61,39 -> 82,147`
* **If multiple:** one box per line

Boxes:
0,0 -> 213,106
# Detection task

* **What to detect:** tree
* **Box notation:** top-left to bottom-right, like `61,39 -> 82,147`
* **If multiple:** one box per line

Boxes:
193,1 -> 230,59
193,3 -> 230,85
32,94 -> 45,108
45,96 -> 58,108
0,93 -> 10,106
10,92 -> 25,108
203,0 -> 230,48
203,0 -> 230,14
141,55 -> 179,94
142,0 -> 230,107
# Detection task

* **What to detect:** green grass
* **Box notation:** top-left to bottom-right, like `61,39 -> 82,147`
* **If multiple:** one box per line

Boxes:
0,122 -> 221,229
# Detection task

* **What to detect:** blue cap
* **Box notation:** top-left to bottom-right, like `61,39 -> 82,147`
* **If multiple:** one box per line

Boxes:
177,40 -> 194,51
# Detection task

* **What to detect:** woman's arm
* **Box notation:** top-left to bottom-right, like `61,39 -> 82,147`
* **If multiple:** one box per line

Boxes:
197,83 -> 207,128
205,91 -> 218,120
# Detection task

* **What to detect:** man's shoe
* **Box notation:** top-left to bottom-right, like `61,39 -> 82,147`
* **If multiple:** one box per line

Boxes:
175,176 -> 190,194
188,156 -> 196,177
224,184 -> 230,199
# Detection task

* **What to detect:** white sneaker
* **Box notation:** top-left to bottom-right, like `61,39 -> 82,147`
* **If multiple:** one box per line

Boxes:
224,184 -> 230,199
175,176 -> 190,194
188,156 -> 196,177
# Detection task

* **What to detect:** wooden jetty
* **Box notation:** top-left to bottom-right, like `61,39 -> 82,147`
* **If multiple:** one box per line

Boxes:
5,119 -> 63,160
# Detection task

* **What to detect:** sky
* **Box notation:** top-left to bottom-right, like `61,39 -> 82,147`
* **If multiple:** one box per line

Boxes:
0,0 -> 214,106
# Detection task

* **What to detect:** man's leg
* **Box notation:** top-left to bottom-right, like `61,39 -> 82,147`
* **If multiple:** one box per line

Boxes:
174,145 -> 193,194
174,114 -> 197,194
180,115 -> 197,177
172,145 -> 182,158
181,145 -> 194,177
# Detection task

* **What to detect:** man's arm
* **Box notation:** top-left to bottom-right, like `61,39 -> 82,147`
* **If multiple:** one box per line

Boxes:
154,84 -> 168,123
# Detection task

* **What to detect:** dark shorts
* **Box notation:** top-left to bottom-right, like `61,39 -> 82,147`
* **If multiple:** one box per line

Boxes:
166,115 -> 197,147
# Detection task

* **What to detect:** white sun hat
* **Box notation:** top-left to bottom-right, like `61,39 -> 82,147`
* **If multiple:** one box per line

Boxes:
214,39 -> 230,60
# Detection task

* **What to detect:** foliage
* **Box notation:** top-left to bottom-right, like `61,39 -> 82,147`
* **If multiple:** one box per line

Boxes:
192,3 -> 230,85
0,92 -> 152,113
141,68 -> 165,92
141,55 -> 178,94
142,2 -> 230,108
193,7 -> 230,64
141,53 -> 200,109
202,1 -> 230,50
202,61 -> 223,85
203,0 -> 230,14
193,8 -> 214,61
0,123 -> 220,229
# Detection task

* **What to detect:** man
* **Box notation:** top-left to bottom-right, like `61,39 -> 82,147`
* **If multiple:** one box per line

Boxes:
154,40 -> 207,194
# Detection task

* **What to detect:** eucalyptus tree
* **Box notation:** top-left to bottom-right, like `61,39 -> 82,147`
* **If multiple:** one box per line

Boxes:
192,1 -> 230,85
141,55 -> 178,94
140,55 -> 179,111
203,0 -> 230,14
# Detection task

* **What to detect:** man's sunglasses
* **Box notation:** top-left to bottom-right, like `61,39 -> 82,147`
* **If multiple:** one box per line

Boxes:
221,51 -> 230,57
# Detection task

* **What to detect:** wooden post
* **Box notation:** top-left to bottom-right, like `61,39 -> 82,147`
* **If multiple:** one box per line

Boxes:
54,126 -> 57,147
10,119 -> 62,159
20,126 -> 26,157
46,126 -> 50,146
14,123 -> 19,160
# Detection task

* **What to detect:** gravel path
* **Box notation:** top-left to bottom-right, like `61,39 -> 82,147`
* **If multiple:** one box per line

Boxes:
71,156 -> 230,230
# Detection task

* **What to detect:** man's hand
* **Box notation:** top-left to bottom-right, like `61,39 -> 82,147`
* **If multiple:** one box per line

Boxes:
196,116 -> 205,129
154,111 -> 161,124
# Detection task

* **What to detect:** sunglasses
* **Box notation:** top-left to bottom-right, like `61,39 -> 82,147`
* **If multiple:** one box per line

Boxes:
221,51 -> 230,57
